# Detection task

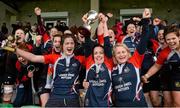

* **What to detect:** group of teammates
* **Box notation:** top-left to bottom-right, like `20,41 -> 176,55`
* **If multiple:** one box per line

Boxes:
0,7 -> 180,107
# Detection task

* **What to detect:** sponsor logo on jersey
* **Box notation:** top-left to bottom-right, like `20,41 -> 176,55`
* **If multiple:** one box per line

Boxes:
124,67 -> 130,73
175,81 -> 180,88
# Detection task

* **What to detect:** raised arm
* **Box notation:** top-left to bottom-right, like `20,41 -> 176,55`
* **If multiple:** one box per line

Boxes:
129,8 -> 151,67
82,13 -> 96,57
97,13 -> 105,45
136,18 -> 150,55
34,7 -> 46,35
84,35 -> 95,57
97,13 -> 104,36
15,48 -> 45,63
102,14 -> 112,58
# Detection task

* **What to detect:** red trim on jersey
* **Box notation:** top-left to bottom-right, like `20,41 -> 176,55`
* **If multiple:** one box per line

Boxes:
156,47 -> 171,65
98,34 -> 104,45
150,39 -> 159,53
116,35 -> 125,43
44,54 -> 61,64
43,32 -> 50,43
21,75 -> 28,82
75,55 -> 85,66
119,36 -> 126,43
26,44 -> 33,52
16,61 -> 21,84
104,57 -> 113,71
47,52 -> 59,76
129,50 -> 144,69
85,55 -> 113,71
16,61 -> 21,72
44,54 -> 85,65
47,64 -> 54,76
15,61 -> 29,83
85,55 -> 94,70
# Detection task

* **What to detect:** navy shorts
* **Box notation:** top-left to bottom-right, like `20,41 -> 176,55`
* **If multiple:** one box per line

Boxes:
160,70 -> 172,91
149,73 -> 161,91
46,97 -> 80,107
38,86 -> 51,95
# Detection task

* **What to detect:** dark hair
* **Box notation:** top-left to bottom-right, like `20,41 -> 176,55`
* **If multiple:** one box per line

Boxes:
92,44 -> 104,59
92,28 -> 98,40
164,25 -> 179,39
60,34 -> 77,46
69,25 -> 78,36
55,22 -> 69,32
158,25 -> 166,31
109,26 -> 117,35
52,33 -> 63,41
124,20 -> 136,30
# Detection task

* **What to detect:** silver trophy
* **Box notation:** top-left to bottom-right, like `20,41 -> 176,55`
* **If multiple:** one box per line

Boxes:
78,10 -> 98,36
0,35 -> 17,52
84,10 -> 98,30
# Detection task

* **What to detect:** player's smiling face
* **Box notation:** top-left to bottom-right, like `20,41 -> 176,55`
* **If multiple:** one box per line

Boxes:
158,29 -> 165,44
62,37 -> 75,56
93,46 -> 104,65
126,24 -> 136,36
114,46 -> 130,64
50,28 -> 58,37
165,32 -> 180,50
53,36 -> 61,50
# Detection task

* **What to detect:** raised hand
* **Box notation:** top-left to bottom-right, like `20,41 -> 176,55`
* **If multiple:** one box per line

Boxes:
82,13 -> 88,24
133,17 -> 141,22
106,12 -> 113,18
98,13 -> 108,24
143,8 -> 151,18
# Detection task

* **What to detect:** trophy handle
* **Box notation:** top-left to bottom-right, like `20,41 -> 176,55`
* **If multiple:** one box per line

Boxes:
27,65 -> 36,73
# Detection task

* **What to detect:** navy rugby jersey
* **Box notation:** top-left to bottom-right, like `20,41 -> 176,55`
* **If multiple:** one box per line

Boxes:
111,51 -> 147,107
121,34 -> 139,55
85,56 -> 113,107
111,19 -> 150,107
156,47 -> 180,79
84,36 -> 113,107
44,53 -> 84,99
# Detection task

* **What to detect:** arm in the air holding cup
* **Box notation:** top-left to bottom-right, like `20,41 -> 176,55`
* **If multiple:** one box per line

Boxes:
97,13 -> 105,36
